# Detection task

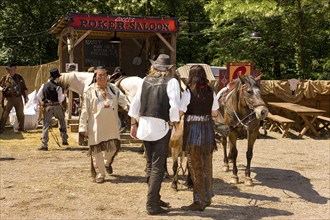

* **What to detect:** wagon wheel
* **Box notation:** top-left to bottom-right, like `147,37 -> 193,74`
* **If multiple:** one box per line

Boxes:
61,27 -> 78,46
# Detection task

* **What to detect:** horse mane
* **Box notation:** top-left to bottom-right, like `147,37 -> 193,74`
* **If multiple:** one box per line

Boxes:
223,75 -> 258,120
59,72 -> 94,95
58,72 -> 73,90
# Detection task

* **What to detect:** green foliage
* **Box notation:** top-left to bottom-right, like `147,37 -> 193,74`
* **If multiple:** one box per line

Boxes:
205,0 -> 330,79
0,0 -> 328,79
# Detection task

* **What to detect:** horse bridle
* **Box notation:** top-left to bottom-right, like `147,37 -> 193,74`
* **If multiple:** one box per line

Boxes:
225,85 -> 267,130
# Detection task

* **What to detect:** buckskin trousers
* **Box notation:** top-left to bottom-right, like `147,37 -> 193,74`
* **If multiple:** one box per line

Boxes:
92,146 -> 118,177
187,147 -> 213,207
144,130 -> 171,211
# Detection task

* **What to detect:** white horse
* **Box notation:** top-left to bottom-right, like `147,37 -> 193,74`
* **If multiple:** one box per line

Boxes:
59,71 -> 143,102
59,71 -> 94,96
58,71 -> 143,131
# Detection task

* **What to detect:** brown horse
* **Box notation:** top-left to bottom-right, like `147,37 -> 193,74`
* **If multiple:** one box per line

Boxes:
169,117 -> 193,190
217,75 -> 268,186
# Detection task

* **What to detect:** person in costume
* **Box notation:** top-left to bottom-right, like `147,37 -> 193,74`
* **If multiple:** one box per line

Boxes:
79,66 -> 129,183
180,65 -> 227,211
37,68 -> 68,150
128,54 -> 180,215
0,64 -> 29,133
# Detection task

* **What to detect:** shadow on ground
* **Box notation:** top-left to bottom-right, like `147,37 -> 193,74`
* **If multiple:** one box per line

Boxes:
253,167 -> 329,204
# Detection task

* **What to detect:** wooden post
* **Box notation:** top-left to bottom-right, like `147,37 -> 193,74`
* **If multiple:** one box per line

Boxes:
170,33 -> 177,68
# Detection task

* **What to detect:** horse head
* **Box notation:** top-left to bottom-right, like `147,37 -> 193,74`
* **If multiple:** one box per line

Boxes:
236,75 -> 268,120
58,72 -> 94,96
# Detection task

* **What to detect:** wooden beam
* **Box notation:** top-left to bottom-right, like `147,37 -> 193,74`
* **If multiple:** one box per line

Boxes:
132,38 -> 147,54
156,33 -> 175,52
74,30 -> 92,47
170,33 -> 177,68
132,38 -> 142,48
146,37 -> 150,60
62,30 -> 93,51
58,35 -> 63,72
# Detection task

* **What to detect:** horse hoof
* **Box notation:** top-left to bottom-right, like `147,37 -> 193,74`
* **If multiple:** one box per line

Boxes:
171,182 -> 178,190
223,165 -> 229,172
230,176 -> 238,184
245,178 -> 253,186
164,172 -> 170,179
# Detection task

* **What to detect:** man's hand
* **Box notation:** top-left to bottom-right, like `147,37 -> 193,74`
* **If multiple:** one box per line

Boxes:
130,124 -> 137,139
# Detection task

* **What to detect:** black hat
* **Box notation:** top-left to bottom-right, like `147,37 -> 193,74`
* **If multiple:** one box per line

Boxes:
50,68 -> 61,79
149,54 -> 173,71
6,64 -> 16,70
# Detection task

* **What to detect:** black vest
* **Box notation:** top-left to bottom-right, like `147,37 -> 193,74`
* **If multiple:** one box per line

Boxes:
43,80 -> 59,103
186,88 -> 213,116
140,76 -> 171,121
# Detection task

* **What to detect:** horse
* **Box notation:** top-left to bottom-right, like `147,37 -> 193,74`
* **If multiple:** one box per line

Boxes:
169,117 -> 188,190
217,75 -> 268,186
59,71 -> 94,95
58,71 -> 143,130
59,71 -> 143,99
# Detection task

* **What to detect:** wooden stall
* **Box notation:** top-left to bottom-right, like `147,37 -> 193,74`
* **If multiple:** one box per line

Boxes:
50,12 -> 179,119
50,12 -> 179,76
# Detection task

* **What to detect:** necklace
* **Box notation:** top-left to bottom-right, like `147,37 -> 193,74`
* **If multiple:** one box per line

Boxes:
94,85 -> 113,109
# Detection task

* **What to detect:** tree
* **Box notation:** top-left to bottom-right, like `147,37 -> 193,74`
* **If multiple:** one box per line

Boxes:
0,0 -> 328,80
205,0 -> 329,79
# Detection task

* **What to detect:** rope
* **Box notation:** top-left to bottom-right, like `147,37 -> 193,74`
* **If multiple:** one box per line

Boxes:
231,110 -> 256,130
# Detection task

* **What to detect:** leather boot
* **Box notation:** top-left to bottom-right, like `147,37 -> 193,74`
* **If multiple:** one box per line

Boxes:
181,201 -> 205,211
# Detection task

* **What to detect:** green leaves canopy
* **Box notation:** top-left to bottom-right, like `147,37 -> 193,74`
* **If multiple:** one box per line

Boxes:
0,0 -> 328,79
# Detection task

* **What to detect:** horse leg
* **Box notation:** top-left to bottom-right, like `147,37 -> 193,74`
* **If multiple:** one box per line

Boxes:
245,129 -> 258,186
227,134 -> 234,163
228,132 -> 238,184
171,147 -> 180,190
164,156 -> 170,179
185,168 -> 193,189
222,137 -> 229,172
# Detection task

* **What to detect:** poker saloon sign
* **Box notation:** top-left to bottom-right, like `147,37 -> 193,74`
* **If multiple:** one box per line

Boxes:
67,13 -> 178,33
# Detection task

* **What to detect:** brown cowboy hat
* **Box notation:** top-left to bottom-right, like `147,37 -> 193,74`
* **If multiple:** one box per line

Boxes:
149,54 -> 173,71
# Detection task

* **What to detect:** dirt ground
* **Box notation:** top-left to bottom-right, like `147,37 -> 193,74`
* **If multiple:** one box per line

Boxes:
0,127 -> 329,220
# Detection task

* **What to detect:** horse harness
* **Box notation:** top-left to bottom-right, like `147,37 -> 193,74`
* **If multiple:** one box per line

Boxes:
114,76 -> 128,96
223,85 -> 266,131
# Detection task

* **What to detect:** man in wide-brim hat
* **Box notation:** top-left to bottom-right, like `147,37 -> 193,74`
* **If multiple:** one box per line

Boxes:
128,54 -> 180,215
0,64 -> 29,133
149,54 -> 174,72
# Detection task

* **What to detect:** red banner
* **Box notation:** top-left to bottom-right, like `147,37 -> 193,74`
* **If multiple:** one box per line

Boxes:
227,62 -> 254,82
68,13 -> 178,33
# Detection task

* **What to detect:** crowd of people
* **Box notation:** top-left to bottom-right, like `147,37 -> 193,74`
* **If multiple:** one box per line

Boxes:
0,55 -> 228,216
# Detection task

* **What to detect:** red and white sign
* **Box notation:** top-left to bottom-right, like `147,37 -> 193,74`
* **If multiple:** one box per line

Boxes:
68,12 -> 178,33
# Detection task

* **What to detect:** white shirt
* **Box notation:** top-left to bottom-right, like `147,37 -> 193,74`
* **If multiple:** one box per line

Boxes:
128,77 -> 180,141
180,89 -> 219,113
37,79 -> 65,105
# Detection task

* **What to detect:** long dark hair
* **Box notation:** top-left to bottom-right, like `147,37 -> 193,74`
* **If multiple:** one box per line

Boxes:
187,65 -> 213,99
